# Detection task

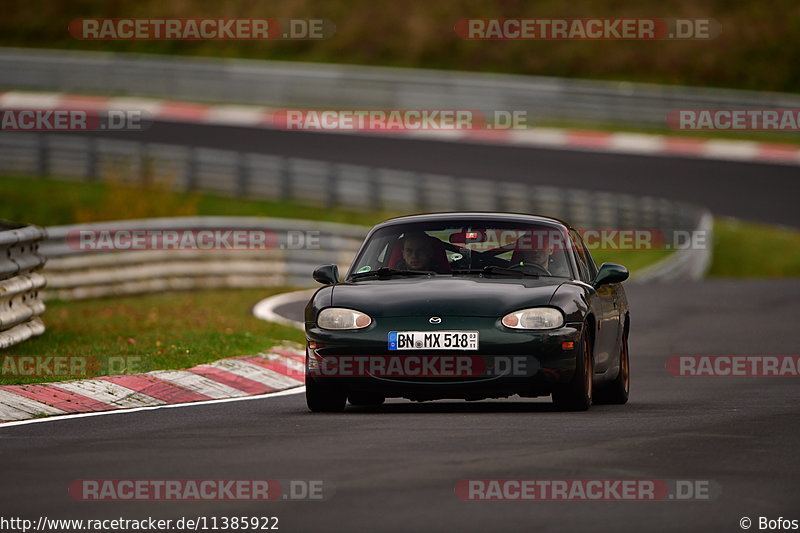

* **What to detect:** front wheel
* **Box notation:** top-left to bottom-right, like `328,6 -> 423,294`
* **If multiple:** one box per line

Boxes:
552,327 -> 593,411
306,377 -> 347,412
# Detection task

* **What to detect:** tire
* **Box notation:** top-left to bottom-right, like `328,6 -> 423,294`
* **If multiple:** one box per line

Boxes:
348,392 -> 385,407
552,326 -> 593,411
593,322 -> 630,405
306,377 -> 347,412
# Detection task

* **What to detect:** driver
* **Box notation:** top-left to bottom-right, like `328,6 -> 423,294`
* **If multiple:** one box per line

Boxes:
396,232 -> 437,271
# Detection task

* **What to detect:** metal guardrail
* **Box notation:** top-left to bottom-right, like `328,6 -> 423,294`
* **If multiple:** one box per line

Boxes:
0,222 -> 47,349
1,47 -> 800,130
41,217 -> 365,300
634,212 -> 713,283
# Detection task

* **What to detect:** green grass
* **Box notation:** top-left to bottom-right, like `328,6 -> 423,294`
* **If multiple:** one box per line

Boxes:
0,175 -> 396,227
0,289 -> 305,386
593,249 -> 674,274
709,218 -> 800,277
2,0 -> 799,93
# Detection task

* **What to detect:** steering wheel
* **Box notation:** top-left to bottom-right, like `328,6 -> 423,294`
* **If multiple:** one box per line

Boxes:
509,262 -> 550,275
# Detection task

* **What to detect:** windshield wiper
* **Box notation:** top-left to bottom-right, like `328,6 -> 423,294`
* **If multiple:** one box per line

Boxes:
350,267 -> 437,280
451,266 -> 540,278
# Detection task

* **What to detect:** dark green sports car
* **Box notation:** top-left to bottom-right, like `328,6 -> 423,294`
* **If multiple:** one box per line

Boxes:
305,212 -> 630,412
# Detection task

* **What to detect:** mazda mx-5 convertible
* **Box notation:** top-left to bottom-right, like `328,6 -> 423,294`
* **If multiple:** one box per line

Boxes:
305,213 -> 630,412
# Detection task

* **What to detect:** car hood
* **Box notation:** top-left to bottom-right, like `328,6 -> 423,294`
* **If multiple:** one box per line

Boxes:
332,277 -> 564,317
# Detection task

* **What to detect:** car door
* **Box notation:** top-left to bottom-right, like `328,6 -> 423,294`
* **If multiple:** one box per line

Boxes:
570,231 -> 617,373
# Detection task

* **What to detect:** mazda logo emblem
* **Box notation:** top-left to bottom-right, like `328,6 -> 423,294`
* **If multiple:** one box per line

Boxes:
429,317 -> 442,324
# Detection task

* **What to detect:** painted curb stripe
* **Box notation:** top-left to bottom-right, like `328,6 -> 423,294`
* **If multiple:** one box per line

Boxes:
51,380 -> 165,408
0,402 -> 43,421
2,91 -> 798,166
207,358 -> 302,389
0,384 -> 114,413
0,389 -> 66,419
240,355 -> 305,383
567,130 -> 614,148
157,101 -> 210,121
148,370 -> 251,399
188,365 -> 276,395
102,374 -> 211,404
268,348 -> 306,364
0,349 -> 307,425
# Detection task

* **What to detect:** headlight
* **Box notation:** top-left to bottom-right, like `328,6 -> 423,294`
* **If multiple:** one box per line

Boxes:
317,307 -> 372,330
502,307 -> 564,330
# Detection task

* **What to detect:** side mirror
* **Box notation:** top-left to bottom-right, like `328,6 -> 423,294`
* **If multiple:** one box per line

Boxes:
593,263 -> 629,287
313,264 -> 340,285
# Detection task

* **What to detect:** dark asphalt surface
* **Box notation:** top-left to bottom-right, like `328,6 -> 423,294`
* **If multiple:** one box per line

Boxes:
1,280 -> 798,533
84,121 -> 800,227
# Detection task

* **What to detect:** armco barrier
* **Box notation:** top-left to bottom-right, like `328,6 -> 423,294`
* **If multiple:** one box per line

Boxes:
0,222 -> 47,349
40,217 -> 365,300
1,47 -> 799,131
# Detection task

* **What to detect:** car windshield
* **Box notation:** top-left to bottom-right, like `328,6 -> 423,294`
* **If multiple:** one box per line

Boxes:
349,219 -> 574,280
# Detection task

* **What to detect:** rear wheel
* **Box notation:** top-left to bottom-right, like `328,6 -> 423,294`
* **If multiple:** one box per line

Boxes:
306,377 -> 347,412
593,322 -> 630,405
552,327 -> 593,411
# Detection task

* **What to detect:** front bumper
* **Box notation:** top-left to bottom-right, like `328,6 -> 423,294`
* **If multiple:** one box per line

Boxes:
305,316 -> 582,400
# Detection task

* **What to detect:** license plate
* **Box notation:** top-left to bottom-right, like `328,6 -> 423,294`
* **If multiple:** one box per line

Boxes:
388,331 -> 479,350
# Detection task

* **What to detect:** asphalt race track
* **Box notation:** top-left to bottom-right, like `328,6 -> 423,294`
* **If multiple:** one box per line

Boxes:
81,121 -> 800,227
1,280 -> 798,532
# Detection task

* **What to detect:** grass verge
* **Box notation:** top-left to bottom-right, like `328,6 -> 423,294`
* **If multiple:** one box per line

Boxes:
0,175 -> 397,227
0,289 -> 305,386
709,218 -> 800,277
